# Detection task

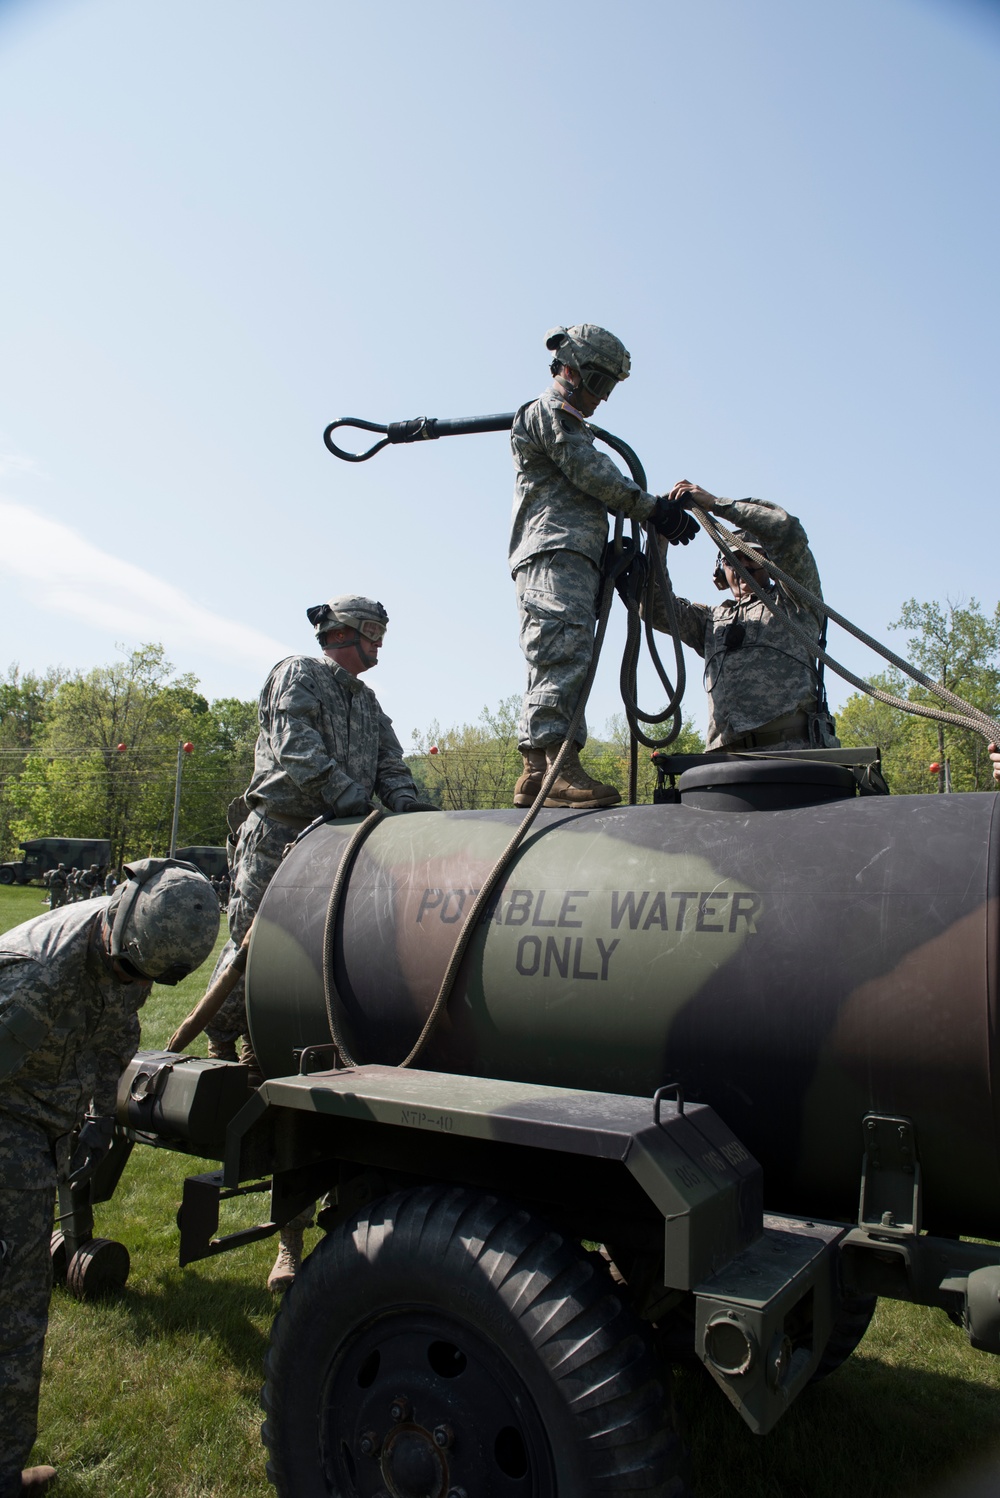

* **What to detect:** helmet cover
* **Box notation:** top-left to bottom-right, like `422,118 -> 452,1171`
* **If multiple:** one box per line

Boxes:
108,857 -> 220,984
545,324 -> 631,383
306,594 -> 389,641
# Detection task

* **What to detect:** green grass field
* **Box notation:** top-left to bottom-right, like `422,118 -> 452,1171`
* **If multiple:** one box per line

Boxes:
4,884 -> 1000,1497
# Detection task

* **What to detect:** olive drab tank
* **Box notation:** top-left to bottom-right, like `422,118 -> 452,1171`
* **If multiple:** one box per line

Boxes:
245,779 -> 1000,1240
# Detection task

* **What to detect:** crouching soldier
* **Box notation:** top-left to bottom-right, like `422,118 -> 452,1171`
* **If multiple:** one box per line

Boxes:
0,858 -> 220,1496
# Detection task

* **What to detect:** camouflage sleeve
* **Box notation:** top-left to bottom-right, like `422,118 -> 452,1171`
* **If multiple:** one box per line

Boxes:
529,402 -> 657,523
373,710 -> 418,803
0,958 -> 56,1082
708,498 -> 823,626
91,1009 -> 141,1118
270,661 -> 356,809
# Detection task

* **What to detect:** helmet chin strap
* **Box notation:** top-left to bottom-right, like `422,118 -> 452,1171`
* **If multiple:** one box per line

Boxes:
324,629 -> 379,669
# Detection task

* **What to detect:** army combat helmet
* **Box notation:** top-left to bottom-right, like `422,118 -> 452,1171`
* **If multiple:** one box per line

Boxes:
545,324 -> 631,401
107,857 -> 220,984
306,594 -> 389,645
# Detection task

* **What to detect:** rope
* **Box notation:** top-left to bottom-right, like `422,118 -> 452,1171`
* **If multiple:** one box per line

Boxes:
395,539 -> 626,1070
691,506 -> 1000,747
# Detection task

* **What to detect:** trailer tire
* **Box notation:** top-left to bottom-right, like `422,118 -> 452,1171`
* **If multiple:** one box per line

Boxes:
811,1292 -> 878,1381
0,868 -> 13,885
262,1185 -> 684,1497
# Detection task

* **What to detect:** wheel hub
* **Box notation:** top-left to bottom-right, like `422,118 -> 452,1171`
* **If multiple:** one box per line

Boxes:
321,1309 -> 550,1496
381,1424 -> 448,1497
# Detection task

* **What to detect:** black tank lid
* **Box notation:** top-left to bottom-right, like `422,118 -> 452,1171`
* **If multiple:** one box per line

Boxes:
678,759 -> 857,812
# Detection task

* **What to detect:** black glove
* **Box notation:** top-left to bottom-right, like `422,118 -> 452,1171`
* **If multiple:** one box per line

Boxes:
333,781 -> 371,818
67,1114 -> 115,1189
608,539 -> 648,607
650,498 -> 700,546
388,792 -> 441,813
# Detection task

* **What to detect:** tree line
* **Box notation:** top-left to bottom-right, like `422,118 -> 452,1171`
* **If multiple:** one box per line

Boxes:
2,597 -> 997,868
0,646 -> 258,868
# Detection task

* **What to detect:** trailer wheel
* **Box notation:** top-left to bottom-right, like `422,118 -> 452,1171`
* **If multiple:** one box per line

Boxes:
50,1230 -> 68,1285
262,1185 -> 684,1498
65,1237 -> 130,1299
0,867 -> 13,885
810,1292 -> 878,1381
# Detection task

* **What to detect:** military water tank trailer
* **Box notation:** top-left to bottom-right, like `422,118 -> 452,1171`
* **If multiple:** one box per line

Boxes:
55,753 -> 1000,1495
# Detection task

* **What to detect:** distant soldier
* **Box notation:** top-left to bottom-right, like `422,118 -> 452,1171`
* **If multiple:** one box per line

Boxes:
104,868 -> 118,896
80,865 -> 101,900
205,593 -> 432,1293
43,866 -> 68,911
0,859 -> 220,1498
646,484 -> 838,752
65,868 -> 79,903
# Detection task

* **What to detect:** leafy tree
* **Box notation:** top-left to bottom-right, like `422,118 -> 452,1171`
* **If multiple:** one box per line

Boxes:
836,599 -> 1000,793
583,714 -> 705,803
0,665 -> 65,860
409,697 -> 705,809
8,646 -> 259,866
410,697 -> 522,810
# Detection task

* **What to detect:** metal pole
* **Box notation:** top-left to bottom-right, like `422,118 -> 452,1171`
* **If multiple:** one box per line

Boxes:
169,741 -> 184,857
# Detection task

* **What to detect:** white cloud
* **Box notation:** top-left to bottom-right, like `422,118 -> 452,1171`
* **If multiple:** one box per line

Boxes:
0,499 -> 291,671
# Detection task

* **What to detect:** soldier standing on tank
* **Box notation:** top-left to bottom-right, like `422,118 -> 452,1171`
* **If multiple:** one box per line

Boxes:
204,594 -> 432,1293
645,483 -> 839,752
509,324 -> 698,809
0,858 -> 219,1498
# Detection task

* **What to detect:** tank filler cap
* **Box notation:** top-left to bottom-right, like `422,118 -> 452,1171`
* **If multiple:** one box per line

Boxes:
678,759 -> 857,813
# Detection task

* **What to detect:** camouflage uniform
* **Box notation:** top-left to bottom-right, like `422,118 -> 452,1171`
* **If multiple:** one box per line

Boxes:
44,869 -> 67,910
510,382 -> 657,749
648,498 -> 837,752
208,654 -> 418,1045
0,901 -> 145,1494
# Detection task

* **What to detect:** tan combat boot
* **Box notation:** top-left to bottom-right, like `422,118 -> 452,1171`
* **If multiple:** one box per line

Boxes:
513,748 -> 547,808
21,1469 -> 57,1493
267,1225 -> 305,1293
543,744 -> 621,809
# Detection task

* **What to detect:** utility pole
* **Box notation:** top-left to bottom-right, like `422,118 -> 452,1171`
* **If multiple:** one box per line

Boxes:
169,742 -> 194,857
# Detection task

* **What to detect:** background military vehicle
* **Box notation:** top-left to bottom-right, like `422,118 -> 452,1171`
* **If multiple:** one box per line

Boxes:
87,753 -> 1000,1495
175,844 -> 229,880
0,835 -> 112,885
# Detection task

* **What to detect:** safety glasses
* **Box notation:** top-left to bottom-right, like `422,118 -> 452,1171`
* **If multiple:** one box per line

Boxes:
357,619 -> 387,642
579,364 -> 620,401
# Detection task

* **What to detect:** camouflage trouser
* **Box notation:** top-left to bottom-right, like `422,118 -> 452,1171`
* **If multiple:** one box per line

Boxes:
0,1182 -> 54,1494
514,549 -> 600,752
206,811 -> 293,1046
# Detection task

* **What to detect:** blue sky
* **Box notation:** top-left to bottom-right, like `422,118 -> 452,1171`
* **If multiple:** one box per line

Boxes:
1,0 -> 997,749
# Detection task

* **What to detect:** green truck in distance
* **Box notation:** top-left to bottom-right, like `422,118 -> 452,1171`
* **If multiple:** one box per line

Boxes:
0,837 -> 113,886
175,846 -> 228,879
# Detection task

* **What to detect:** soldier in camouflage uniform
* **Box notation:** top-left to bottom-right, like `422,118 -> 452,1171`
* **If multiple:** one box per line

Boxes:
510,324 -> 698,809
647,482 -> 838,751
0,859 -> 219,1498
204,594 -> 429,1292
43,866 -> 67,911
